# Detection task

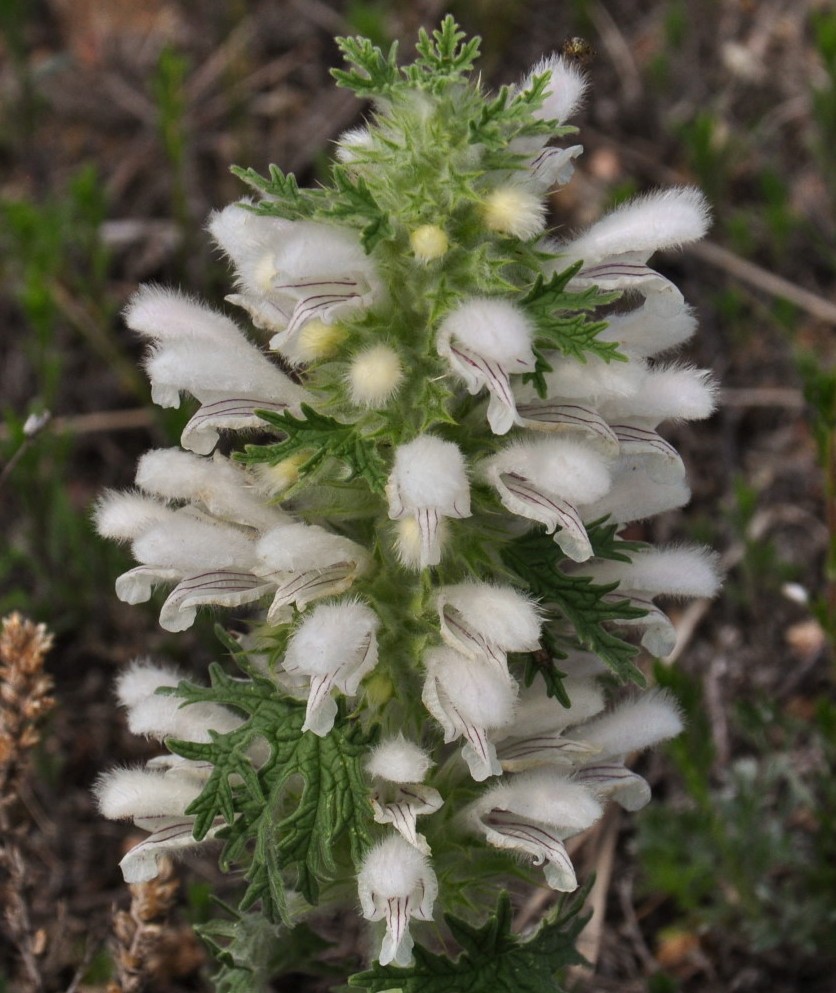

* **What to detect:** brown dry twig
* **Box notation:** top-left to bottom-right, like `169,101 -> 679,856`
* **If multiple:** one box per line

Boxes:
108,857 -> 204,993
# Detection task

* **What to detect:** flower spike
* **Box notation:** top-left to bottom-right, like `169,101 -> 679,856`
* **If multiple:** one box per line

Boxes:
94,23 -> 716,976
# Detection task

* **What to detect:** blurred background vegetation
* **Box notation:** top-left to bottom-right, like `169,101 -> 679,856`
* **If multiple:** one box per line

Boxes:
0,1 -> 834,991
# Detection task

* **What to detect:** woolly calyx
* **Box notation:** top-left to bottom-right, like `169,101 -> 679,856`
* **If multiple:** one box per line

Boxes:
482,185 -> 547,240
292,318 -> 347,363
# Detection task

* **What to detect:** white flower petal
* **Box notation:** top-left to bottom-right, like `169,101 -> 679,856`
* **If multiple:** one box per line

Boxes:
575,764 -> 652,811
559,188 -> 710,266
158,572 -> 274,632
119,817 -> 222,884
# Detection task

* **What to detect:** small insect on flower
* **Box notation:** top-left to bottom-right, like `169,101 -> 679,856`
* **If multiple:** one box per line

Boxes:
561,36 -> 596,67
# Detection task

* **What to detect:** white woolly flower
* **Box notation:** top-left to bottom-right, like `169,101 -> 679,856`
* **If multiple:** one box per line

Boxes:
581,452 -> 691,525
366,737 -> 443,854
552,188 -> 710,302
513,353 -> 644,451
125,286 -> 309,454
421,647 -> 516,781
494,675 -> 607,772
386,436 -> 471,569
281,601 -> 379,736
134,448 -> 282,531
570,691 -> 684,809
357,834 -> 438,966
465,770 -> 603,891
572,546 -> 721,657
599,364 -> 717,424
95,761 -> 217,883
490,678 -> 683,809
209,207 -> 382,363
437,298 -> 536,435
593,364 -> 718,483
109,506 -> 276,632
98,452 -> 303,632
114,659 -> 244,744
482,438 -> 611,562
435,582 -> 541,671
508,56 -> 587,189
254,522 -> 371,623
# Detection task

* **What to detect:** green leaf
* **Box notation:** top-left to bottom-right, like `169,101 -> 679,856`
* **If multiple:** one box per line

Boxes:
412,16 -> 480,79
518,628 -> 571,705
229,165 -> 317,220
324,166 -> 393,251
166,665 -> 376,924
240,404 -> 390,495
502,532 -> 647,685
586,516 -> 649,561
349,890 -> 588,993
332,36 -> 400,96
521,268 -> 624,364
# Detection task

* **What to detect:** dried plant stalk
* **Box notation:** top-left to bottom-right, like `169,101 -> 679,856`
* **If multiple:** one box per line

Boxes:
108,857 -> 204,993
0,613 -> 56,993
0,612 -> 55,798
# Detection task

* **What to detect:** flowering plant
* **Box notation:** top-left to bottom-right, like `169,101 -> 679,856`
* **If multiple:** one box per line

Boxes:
95,19 -> 718,991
